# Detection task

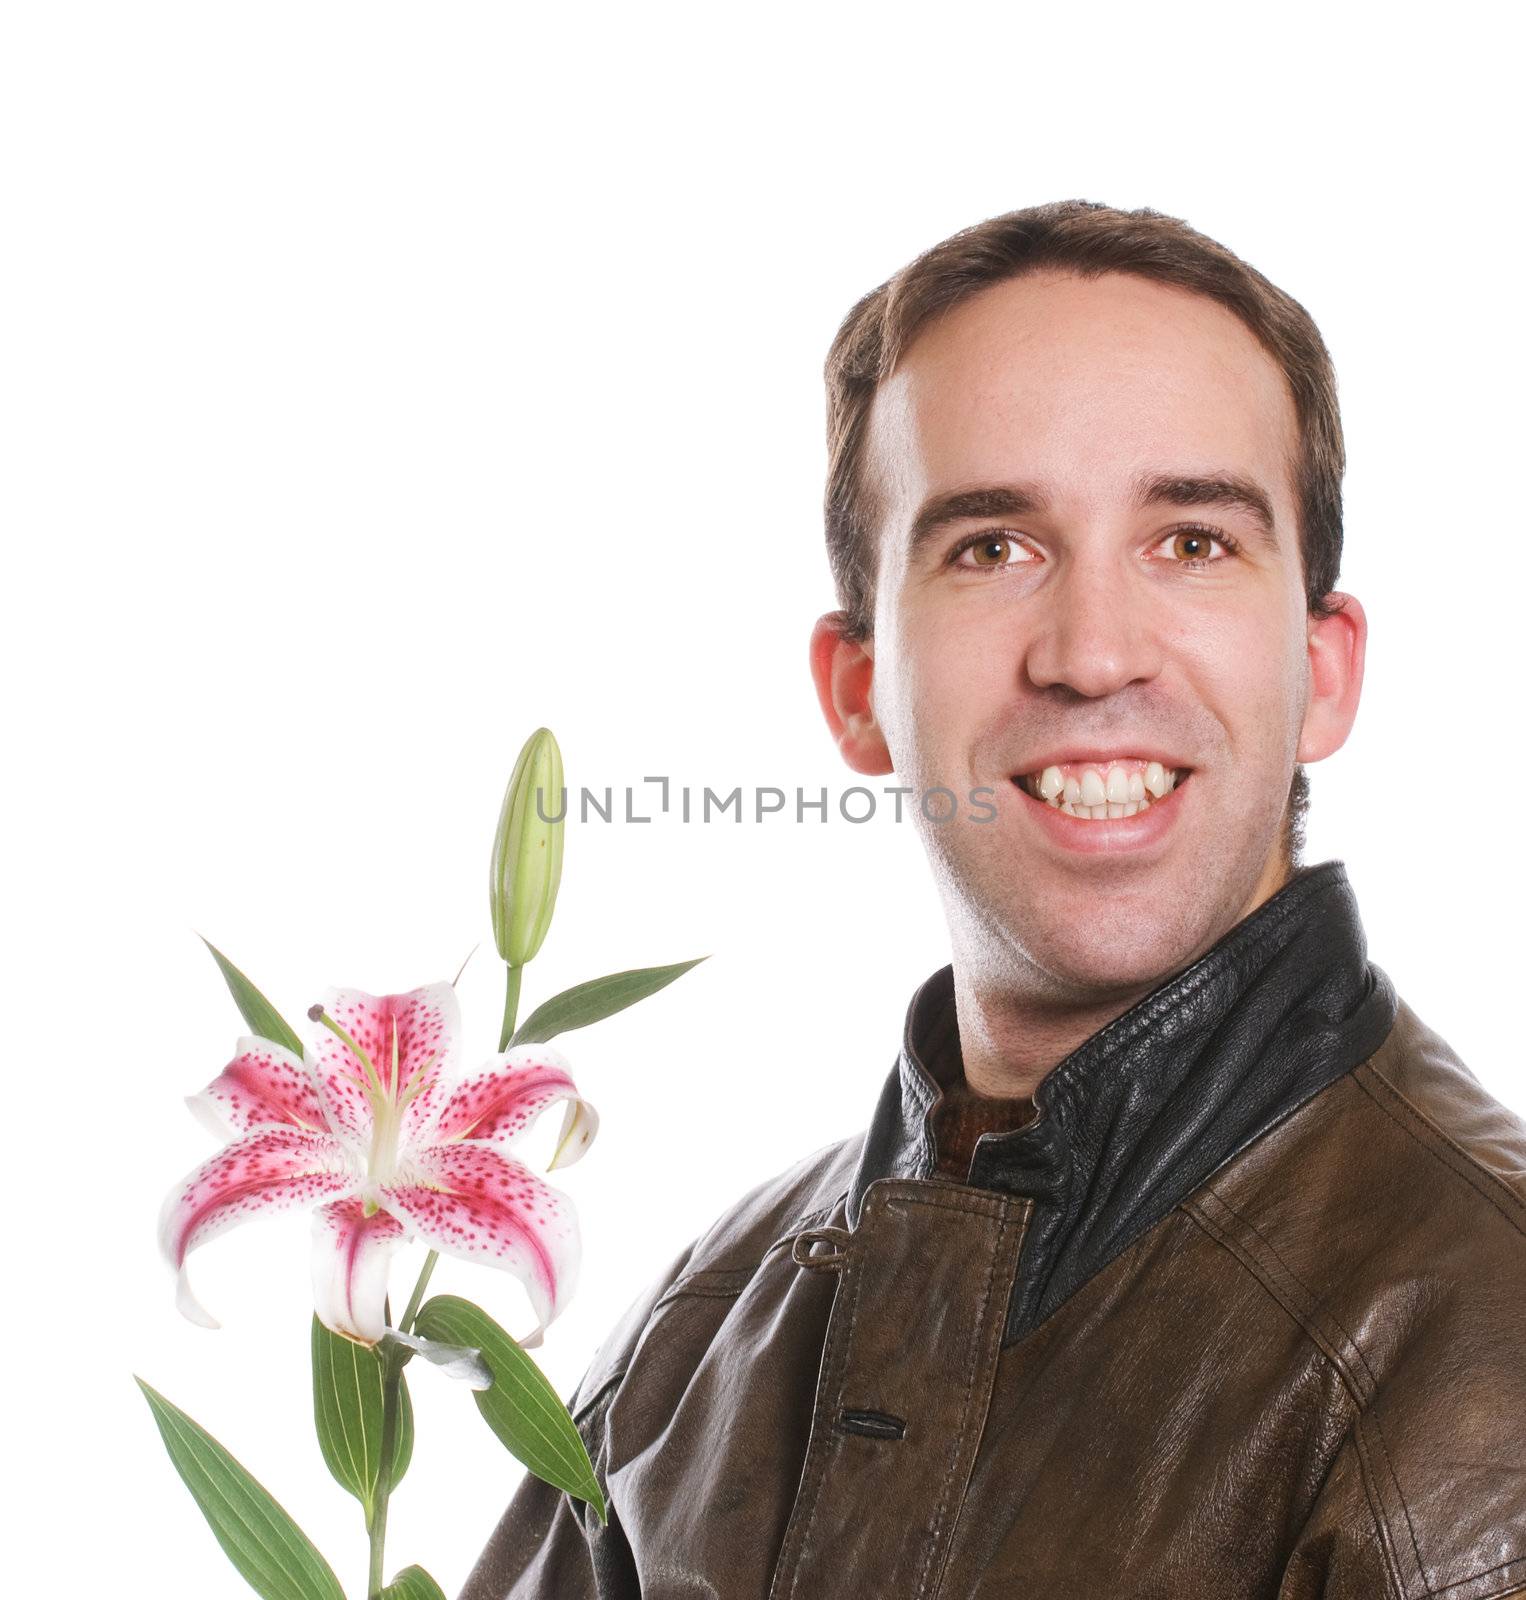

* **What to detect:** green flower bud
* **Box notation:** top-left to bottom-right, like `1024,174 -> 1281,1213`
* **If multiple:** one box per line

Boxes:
490,727 -> 565,967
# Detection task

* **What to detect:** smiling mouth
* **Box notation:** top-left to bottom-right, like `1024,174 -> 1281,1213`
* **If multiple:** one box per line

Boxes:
1012,758 -> 1192,820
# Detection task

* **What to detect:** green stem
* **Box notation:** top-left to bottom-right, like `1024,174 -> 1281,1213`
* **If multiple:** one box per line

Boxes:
367,1247 -> 442,1598
498,962 -> 523,1051
367,1349 -> 402,1599
399,1250 -> 439,1335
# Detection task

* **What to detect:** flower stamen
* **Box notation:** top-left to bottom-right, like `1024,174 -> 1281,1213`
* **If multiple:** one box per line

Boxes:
309,1004 -> 387,1102
398,1051 -> 439,1113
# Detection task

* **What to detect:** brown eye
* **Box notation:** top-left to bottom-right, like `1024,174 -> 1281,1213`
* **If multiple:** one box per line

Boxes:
1165,529 -> 1224,563
965,535 -> 1014,567
948,529 -> 1037,571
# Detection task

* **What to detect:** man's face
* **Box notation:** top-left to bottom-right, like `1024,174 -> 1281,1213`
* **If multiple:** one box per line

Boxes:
821,269 -> 1363,1000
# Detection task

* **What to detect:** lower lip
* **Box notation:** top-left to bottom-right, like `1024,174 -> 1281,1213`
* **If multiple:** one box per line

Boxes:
1011,773 -> 1191,855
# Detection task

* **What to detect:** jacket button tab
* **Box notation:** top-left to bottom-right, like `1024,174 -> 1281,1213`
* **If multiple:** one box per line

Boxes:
790,1226 -> 852,1271
837,1407 -> 907,1440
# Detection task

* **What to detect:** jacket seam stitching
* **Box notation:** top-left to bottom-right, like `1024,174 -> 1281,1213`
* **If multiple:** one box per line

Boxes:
1349,1416 -> 1426,1599
1184,1185 -> 1376,1403
1180,1192 -> 1421,1596
777,1198 -> 872,1596
912,1202 -> 1012,1600
1354,1063 -> 1526,1236
1212,1176 -> 1381,1394
878,1184 -> 1017,1220
1363,1408 -> 1433,1597
1192,1179 -> 1433,1589
1429,1554 -> 1526,1594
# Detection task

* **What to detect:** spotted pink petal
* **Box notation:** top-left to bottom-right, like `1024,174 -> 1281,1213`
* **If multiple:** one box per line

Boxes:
307,983 -> 461,1146
186,1036 -> 330,1142
379,1143 -> 580,1339
425,1043 -> 599,1168
311,1197 -> 408,1346
158,1127 -> 359,1328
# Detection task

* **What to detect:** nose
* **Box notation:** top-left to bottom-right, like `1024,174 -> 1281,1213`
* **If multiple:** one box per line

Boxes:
1022,554 -> 1164,698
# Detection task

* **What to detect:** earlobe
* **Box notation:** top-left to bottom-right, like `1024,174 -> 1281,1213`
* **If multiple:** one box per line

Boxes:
1297,592 -> 1367,764
809,612 -> 894,776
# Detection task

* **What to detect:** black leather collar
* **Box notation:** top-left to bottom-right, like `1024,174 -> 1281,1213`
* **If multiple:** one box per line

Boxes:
845,859 -> 1398,1348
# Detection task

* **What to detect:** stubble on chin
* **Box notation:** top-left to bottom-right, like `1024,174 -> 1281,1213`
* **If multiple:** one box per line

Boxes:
922,805 -> 1282,1008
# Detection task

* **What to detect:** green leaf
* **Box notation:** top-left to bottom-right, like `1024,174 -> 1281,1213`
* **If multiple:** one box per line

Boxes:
136,1376 -> 346,1600
380,1566 -> 447,1600
395,1368 -> 415,1488
412,1295 -> 606,1524
508,957 -> 708,1047
201,937 -> 306,1058
310,1316 -> 414,1526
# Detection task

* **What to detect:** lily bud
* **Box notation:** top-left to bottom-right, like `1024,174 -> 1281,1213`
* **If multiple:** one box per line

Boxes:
490,726 -> 565,966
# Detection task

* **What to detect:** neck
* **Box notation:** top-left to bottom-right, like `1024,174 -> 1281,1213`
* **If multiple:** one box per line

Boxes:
953,970 -> 1155,1099
951,850 -> 1295,1100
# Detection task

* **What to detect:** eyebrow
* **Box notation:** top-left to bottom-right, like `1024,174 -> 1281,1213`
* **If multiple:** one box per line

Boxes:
905,470 -> 1279,560
1137,472 -> 1278,548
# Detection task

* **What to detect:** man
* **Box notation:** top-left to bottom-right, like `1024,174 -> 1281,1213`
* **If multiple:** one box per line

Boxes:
463,202 -> 1526,1598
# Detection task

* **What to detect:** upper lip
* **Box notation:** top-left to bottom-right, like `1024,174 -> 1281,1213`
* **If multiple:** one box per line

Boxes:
1011,747 -> 1193,775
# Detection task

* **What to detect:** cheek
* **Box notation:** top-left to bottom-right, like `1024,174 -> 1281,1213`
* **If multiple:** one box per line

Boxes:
876,608 -> 1004,766
912,609 -> 1011,713
1169,601 -> 1308,744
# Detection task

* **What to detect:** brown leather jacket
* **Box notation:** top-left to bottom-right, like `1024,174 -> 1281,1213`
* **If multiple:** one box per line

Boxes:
462,861 -> 1526,1599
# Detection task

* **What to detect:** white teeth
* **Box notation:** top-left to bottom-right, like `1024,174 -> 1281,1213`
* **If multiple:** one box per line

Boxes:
1019,757 -> 1185,819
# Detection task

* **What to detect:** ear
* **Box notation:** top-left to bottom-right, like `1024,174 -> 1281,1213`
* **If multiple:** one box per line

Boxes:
1296,592 -> 1367,763
809,612 -> 894,776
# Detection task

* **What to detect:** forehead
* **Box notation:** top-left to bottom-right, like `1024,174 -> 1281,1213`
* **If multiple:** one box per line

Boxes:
865,270 -> 1299,519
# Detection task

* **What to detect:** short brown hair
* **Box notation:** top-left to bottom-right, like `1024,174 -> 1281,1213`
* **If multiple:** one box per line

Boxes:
823,198 -> 1347,643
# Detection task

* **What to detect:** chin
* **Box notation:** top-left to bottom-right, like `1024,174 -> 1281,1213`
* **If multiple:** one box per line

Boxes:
1002,894 -> 1211,997
1037,939 -> 1188,996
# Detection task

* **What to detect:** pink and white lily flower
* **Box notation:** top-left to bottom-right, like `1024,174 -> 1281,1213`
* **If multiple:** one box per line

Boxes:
159,983 -> 598,1348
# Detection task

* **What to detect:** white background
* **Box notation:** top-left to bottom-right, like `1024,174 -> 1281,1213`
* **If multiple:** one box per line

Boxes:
5,4 -> 1521,1596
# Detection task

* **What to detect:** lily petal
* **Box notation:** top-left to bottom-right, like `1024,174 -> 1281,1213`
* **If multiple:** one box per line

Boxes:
158,1128 -> 358,1328
311,1197 -> 407,1346
547,1094 -> 600,1172
425,1044 -> 598,1169
308,984 -> 461,1146
186,1036 -> 330,1142
379,1143 -> 580,1339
